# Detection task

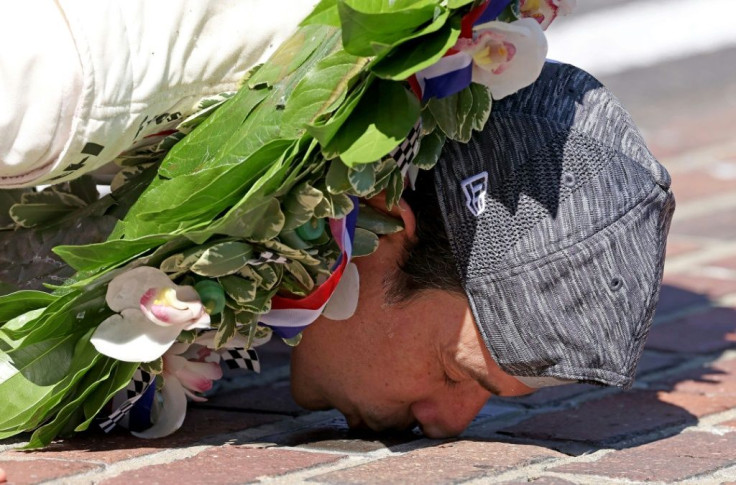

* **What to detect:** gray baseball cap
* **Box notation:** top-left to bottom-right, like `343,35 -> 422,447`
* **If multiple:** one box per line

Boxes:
434,62 -> 675,389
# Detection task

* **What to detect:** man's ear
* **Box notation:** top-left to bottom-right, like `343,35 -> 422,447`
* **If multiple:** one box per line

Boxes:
363,192 -> 417,240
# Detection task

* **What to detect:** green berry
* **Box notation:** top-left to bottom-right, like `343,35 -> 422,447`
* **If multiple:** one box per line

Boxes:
295,217 -> 326,241
194,280 -> 226,315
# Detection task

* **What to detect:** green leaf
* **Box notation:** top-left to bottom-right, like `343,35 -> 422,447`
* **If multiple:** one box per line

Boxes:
68,176 -> 100,205
348,163 -> 377,196
283,183 -> 324,231
254,264 -> 282,291
324,80 -> 420,166
426,83 -> 491,143
135,139 -> 294,226
306,77 -> 372,147
338,0 -> 440,57
0,291 -> 55,326
20,189 -> 87,208
281,50 -> 369,134
7,336 -> 76,386
76,360 -> 138,432
326,160 -> 353,194
447,0 -> 475,7
240,287 -> 278,314
324,191 -> 356,219
53,234 -> 174,272
351,227 -> 379,257
215,307 -> 237,350
371,15 -> 460,80
285,260 -> 315,292
385,166 -> 405,210
247,24 -> 337,89
244,198 -> 286,242
27,358 -> 117,448
356,203 -> 405,234
412,129 -> 446,170
140,357 -> 163,375
190,241 -> 254,277
0,330 -> 102,435
235,312 -> 260,349
220,276 -> 258,305
9,203 -> 74,229
300,0 -> 340,26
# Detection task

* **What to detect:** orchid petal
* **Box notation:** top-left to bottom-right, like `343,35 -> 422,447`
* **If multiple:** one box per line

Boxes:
176,363 -> 222,395
140,286 -> 210,328
106,266 -> 175,312
471,19 -> 547,100
323,263 -> 360,321
131,377 -> 187,439
182,387 -> 208,403
90,309 -> 180,362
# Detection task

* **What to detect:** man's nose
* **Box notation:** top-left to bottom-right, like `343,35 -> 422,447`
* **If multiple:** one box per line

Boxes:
409,388 -> 489,438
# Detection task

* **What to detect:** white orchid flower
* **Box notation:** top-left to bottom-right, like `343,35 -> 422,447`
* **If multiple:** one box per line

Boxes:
91,267 -> 210,363
520,0 -> 577,30
132,341 -> 223,439
456,18 -> 547,100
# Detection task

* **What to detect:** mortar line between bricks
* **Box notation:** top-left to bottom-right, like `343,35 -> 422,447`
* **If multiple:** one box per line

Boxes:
658,139 -> 736,173
458,452 -> 647,485
257,452 -> 394,485
664,241 -> 736,273
59,444 -> 212,485
690,462 -> 736,484
670,192 -> 736,220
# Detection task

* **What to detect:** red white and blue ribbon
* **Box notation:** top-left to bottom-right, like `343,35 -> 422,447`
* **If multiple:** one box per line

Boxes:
259,196 -> 358,338
410,0 -> 512,101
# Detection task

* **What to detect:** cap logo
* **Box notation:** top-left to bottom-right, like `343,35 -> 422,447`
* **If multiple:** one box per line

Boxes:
461,172 -> 488,217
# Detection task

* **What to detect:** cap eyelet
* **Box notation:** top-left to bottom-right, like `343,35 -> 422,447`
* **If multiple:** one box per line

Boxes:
562,172 -> 576,187
609,277 -> 623,291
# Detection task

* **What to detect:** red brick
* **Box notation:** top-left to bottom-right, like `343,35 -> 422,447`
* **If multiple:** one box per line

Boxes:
670,168 -> 736,204
499,478 -> 577,485
310,440 -> 563,484
665,240 -> 701,259
552,431 -> 736,482
645,359 -> 736,418
498,391 -> 696,444
650,358 -> 736,395
719,419 -> 736,429
662,274 -> 736,299
647,307 -> 736,354
0,459 -> 100,485
711,255 -> 736,272
101,446 -> 344,485
670,209 -> 736,241
7,407 -> 285,464
647,106 -> 736,159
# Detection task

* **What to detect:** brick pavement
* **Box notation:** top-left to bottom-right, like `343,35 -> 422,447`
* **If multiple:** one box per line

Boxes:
3,70 -> 736,485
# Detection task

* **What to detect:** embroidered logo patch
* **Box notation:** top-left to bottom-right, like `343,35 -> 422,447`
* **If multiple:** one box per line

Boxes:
461,172 -> 488,216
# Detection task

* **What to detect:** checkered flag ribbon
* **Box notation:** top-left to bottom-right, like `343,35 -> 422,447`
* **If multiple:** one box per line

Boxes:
219,347 -> 260,373
98,369 -> 153,433
383,120 -> 422,177
247,250 -> 288,266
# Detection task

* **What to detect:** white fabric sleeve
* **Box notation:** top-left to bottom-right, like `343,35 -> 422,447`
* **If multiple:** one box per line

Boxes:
0,0 -> 316,188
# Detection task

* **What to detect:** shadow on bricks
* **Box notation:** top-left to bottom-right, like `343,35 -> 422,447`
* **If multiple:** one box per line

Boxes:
491,284 -> 736,454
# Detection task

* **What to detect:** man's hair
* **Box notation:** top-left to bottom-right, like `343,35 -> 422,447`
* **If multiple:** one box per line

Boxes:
385,168 -> 464,304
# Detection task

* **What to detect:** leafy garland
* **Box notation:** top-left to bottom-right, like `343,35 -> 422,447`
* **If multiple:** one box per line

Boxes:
0,0 -> 568,447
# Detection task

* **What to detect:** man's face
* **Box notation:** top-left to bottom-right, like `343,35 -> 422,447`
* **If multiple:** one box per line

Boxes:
290,199 -> 533,438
